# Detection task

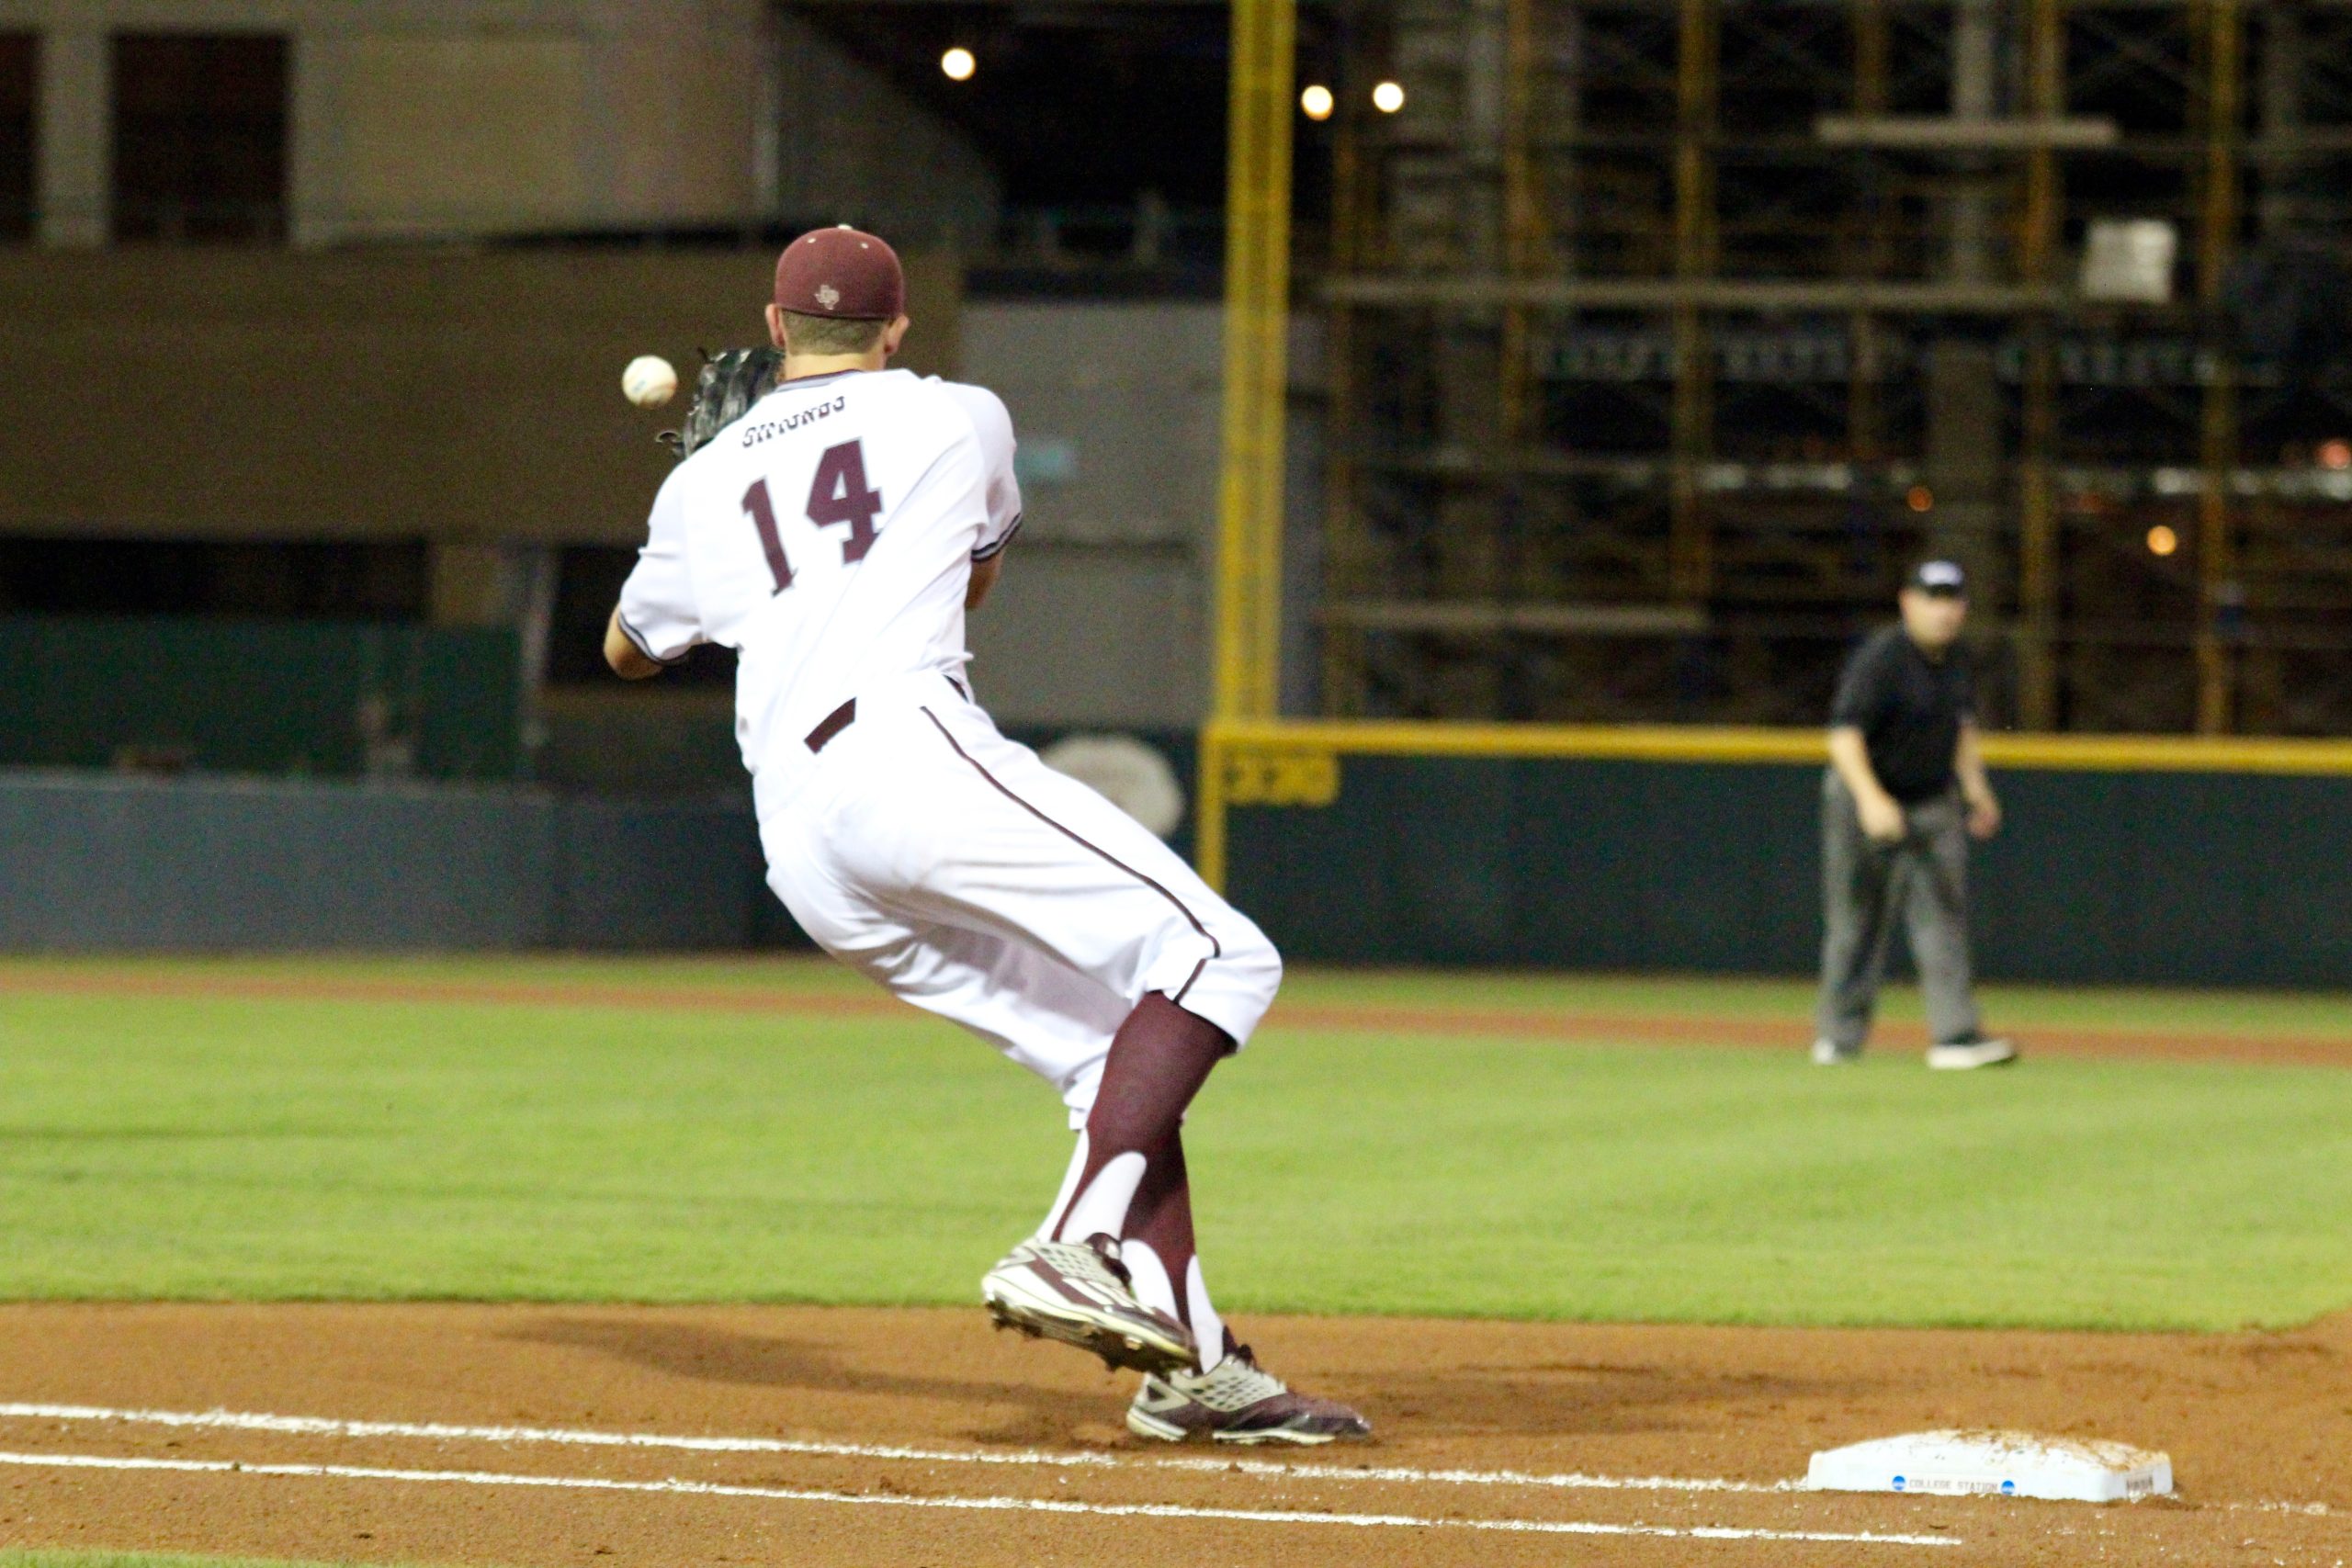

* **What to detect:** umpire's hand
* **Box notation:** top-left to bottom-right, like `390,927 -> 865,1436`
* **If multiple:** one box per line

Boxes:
1858,790 -> 1909,843
1964,786 -> 2003,840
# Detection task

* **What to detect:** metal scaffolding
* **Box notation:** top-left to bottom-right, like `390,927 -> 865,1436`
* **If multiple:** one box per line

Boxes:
1314,0 -> 2352,733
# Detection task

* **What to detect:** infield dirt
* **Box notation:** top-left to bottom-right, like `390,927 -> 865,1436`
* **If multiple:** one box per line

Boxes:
0,1303 -> 2343,1568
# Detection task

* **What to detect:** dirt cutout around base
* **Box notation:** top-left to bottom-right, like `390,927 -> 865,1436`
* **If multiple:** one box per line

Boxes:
0,1303 -> 2343,1568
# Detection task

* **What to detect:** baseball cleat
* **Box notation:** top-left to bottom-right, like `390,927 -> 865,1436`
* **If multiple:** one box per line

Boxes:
981,1235 -> 1196,1375
1812,1039 -> 1860,1066
1926,1035 -> 2018,1070
1126,1335 -> 1373,1446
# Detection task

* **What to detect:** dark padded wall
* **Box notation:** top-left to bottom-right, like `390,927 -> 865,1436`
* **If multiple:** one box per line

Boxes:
1974,768 -> 2352,987
0,773 -> 771,951
5,752 -> 2344,983
1228,757 -> 2352,987
553,795 -> 768,953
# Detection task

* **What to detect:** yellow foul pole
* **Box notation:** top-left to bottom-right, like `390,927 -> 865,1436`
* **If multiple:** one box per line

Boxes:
1201,0 -> 1295,889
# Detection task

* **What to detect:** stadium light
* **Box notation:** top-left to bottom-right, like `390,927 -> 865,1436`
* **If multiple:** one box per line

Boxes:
1372,80 -> 1406,113
941,47 -> 977,81
1301,85 -> 1335,121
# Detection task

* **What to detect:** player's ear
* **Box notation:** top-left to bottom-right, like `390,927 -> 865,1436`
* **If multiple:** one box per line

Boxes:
766,303 -> 791,353
881,315 -> 911,360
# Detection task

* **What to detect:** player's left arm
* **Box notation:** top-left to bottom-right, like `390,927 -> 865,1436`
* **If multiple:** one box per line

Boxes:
948,383 -> 1023,614
1955,720 -> 2001,840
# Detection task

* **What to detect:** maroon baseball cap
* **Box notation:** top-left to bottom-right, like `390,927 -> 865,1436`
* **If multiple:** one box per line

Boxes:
774,226 -> 905,321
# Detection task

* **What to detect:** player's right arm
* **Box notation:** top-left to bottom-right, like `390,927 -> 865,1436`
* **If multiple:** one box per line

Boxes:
944,383 -> 1023,612
607,464 -> 706,679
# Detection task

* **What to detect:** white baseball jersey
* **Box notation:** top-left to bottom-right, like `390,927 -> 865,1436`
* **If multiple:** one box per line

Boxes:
614,362 -> 1282,1133
616,367 -> 1023,776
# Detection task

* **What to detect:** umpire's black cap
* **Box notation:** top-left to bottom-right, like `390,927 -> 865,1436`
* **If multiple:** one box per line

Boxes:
1907,559 -> 1967,597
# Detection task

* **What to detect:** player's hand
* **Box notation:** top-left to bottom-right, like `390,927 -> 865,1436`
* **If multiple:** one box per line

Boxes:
1858,791 -> 1908,843
1965,789 -> 2002,840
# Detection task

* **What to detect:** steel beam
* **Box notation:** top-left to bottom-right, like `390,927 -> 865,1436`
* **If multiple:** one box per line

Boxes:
1213,0 -> 1297,726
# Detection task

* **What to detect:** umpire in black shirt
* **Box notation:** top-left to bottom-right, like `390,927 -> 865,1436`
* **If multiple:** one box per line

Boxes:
1814,559 -> 2017,1069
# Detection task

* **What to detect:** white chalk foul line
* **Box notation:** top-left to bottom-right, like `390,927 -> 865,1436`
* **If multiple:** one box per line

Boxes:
0,1448 -> 1961,1547
0,1401 -> 1786,1495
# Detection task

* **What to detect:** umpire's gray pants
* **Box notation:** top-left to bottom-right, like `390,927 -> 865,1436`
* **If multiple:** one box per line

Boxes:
1815,771 -> 1982,1051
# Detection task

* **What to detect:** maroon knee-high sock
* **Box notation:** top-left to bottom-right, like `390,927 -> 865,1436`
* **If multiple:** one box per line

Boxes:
1124,1131 -> 1197,1304
1051,993 -> 1232,1246
1125,1132 -> 1236,1368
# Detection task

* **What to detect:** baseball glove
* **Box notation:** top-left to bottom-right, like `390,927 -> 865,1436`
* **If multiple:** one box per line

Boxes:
659,345 -> 785,460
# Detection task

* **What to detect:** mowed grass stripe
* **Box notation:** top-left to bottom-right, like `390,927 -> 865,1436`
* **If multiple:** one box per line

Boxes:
0,960 -> 2347,1327
1,956 -> 2342,1062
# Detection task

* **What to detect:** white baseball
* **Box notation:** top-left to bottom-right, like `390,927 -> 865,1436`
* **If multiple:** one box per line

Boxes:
622,355 -> 678,409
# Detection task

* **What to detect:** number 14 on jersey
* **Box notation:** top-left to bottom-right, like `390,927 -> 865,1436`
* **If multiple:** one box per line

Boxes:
741,439 -> 885,594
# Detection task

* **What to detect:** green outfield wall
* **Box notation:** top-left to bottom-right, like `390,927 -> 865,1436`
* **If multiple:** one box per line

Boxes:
2,731 -> 2346,986
1222,749 -> 2352,988
0,773 -> 764,951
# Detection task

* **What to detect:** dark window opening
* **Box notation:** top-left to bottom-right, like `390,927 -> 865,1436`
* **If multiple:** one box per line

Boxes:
792,2 -> 1268,276
110,32 -> 288,244
0,34 -> 34,243
0,539 -> 428,620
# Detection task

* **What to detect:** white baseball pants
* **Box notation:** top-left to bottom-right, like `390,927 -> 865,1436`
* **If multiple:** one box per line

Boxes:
755,673 -> 1283,1125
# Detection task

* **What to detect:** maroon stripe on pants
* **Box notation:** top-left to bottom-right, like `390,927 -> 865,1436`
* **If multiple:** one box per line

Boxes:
919,707 -> 1222,999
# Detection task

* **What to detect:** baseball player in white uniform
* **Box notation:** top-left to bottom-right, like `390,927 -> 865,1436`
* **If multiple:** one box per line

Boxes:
604,227 -> 1367,1446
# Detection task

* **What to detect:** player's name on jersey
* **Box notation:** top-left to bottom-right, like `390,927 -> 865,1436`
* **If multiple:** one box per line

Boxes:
738,393 -> 850,450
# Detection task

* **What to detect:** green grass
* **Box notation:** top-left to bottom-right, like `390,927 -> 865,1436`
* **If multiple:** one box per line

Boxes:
1,957 -> 2347,1331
